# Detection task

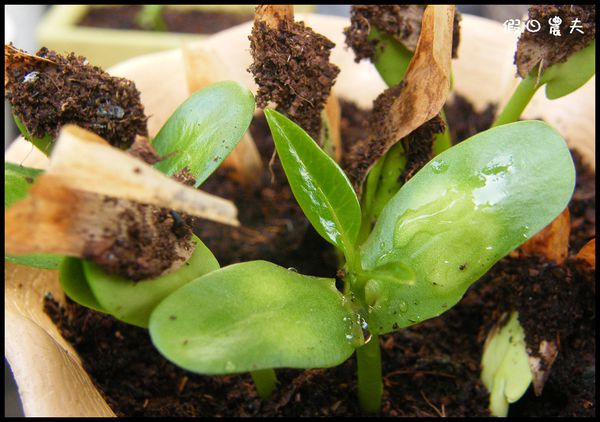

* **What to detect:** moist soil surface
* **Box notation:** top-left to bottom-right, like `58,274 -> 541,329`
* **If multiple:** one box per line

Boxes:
77,5 -> 254,35
44,97 -> 595,417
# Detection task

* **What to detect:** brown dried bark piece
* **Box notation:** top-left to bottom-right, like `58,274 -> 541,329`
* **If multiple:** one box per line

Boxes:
4,44 -> 148,149
344,5 -> 455,193
515,5 -> 596,78
248,9 -> 340,140
575,238 -> 595,269
519,208 -> 571,265
344,5 -> 461,63
5,174 -> 194,281
127,135 -> 162,165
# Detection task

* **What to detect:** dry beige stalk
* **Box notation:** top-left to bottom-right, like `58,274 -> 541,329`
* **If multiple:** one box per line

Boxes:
575,238 -> 595,269
519,208 -> 570,264
182,44 -> 263,186
255,5 -> 294,29
47,125 -> 239,226
324,90 -> 342,162
348,5 -> 455,192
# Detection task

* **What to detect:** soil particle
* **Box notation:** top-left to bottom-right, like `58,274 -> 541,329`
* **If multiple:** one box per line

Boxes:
399,114 -> 445,182
444,94 -> 497,143
344,5 -> 461,63
248,19 -> 340,141
77,5 -> 253,34
515,5 -> 596,78
127,136 -> 162,165
4,45 -> 148,150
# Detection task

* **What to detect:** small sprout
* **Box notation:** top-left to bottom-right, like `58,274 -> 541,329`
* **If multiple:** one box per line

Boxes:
481,312 -> 533,417
493,5 -> 595,126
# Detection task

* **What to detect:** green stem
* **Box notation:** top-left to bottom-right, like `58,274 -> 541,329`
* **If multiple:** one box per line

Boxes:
250,369 -> 278,399
433,108 -> 452,155
492,73 -> 540,127
356,334 -> 383,414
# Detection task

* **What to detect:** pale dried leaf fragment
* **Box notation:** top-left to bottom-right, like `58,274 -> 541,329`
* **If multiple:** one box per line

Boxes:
47,125 -> 239,226
324,90 -> 342,162
255,5 -> 294,29
528,339 -> 559,396
182,44 -> 263,186
519,208 -> 570,264
347,5 -> 455,192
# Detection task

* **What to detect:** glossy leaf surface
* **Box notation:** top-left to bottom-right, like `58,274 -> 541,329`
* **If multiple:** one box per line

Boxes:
265,108 -> 361,258
149,261 -> 361,374
360,121 -> 575,334
83,236 -> 219,328
542,41 -> 595,100
152,81 -> 255,187
5,162 -> 62,269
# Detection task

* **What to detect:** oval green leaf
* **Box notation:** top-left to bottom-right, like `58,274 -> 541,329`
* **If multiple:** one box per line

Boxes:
542,40 -> 595,100
83,236 -> 219,328
360,121 -> 575,334
152,81 -> 255,187
5,162 -> 62,269
149,261 -> 361,374
59,257 -> 106,312
264,108 -> 361,259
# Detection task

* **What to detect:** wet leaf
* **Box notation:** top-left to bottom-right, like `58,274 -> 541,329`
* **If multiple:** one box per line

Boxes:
360,121 -> 575,334
149,261 -> 360,374
152,81 -> 255,187
264,108 -> 361,258
83,236 -> 219,328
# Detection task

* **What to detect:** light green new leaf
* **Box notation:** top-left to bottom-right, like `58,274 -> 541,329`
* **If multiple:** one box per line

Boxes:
264,108 -> 361,259
360,121 -> 575,334
5,162 -> 62,269
59,257 -> 106,313
541,41 -> 595,100
481,312 -> 532,417
152,81 -> 255,187
83,236 -> 219,328
13,115 -> 54,156
149,261 -> 361,374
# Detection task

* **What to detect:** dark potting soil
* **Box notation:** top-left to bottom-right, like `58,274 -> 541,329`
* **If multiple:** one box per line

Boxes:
77,5 -> 254,35
43,98 -> 595,416
248,17 -> 340,141
4,45 -> 148,151
344,5 -> 461,63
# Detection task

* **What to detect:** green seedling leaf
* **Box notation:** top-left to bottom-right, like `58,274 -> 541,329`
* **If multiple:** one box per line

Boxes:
541,40 -> 595,100
5,162 -> 43,208
264,108 -> 361,260
59,257 -> 106,312
149,261 -> 362,374
369,142 -> 407,222
369,25 -> 413,87
136,5 -> 166,31
83,236 -> 219,328
5,162 -> 62,269
481,312 -> 532,417
152,81 -> 255,187
360,121 -> 575,334
13,115 -> 54,156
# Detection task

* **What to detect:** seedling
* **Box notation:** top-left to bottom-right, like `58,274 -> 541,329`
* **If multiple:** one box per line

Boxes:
3,6 -> 585,416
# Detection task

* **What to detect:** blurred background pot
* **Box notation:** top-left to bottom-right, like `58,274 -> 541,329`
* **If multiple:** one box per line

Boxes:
4,12 -> 595,417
